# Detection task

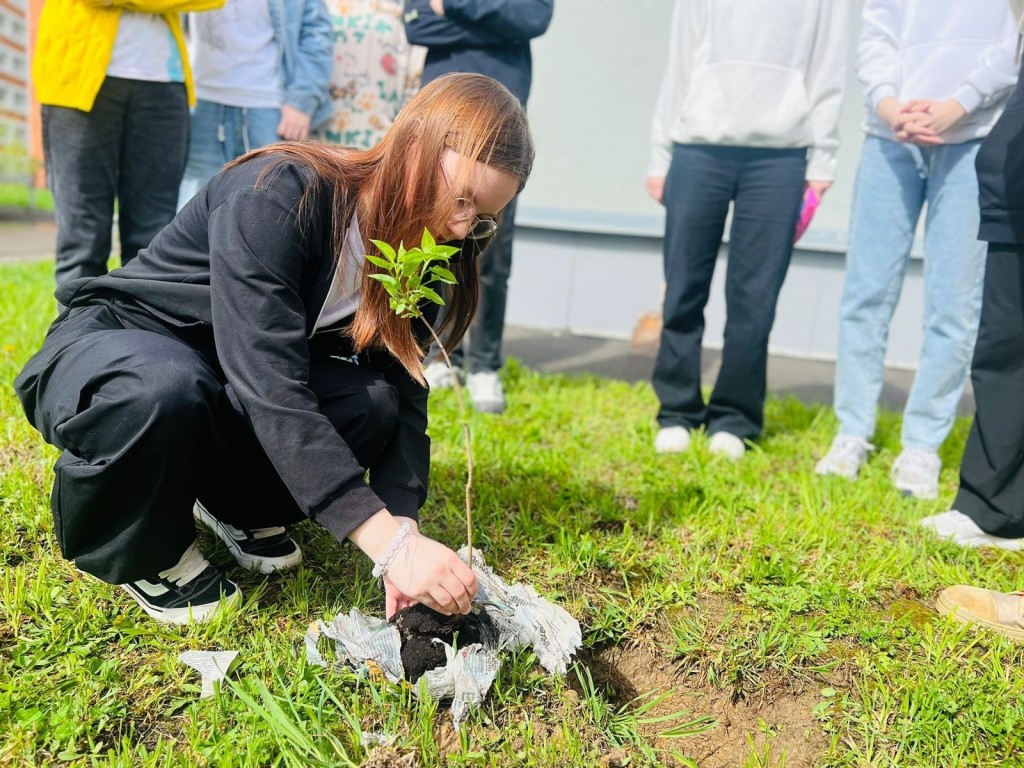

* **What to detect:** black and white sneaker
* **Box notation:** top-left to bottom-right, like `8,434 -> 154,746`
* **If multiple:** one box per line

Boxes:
120,542 -> 241,624
194,501 -> 302,574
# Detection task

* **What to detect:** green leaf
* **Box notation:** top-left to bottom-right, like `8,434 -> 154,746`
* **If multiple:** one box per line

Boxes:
421,228 -> 437,250
367,273 -> 399,288
430,266 -> 457,285
365,254 -> 393,271
419,285 -> 445,305
369,239 -> 396,261
368,273 -> 400,298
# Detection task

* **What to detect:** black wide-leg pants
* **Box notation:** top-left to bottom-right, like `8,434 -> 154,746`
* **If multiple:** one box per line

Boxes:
15,304 -> 400,584
953,245 -> 1024,537
653,144 -> 806,440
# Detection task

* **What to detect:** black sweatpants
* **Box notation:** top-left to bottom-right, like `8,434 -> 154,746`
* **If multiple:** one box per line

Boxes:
954,244 -> 1024,537
653,144 -> 807,440
15,304 -> 400,584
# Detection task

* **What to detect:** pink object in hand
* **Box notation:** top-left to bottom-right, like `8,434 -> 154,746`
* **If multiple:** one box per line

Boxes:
794,187 -> 820,243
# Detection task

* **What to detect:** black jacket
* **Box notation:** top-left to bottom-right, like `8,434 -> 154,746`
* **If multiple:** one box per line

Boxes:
54,156 -> 447,544
403,0 -> 554,105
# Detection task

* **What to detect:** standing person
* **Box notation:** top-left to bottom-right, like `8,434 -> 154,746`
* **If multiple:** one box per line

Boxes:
14,73 -> 532,625
33,0 -> 223,289
404,0 -> 554,414
648,0 -> 849,459
177,0 -> 334,207
815,0 -> 1019,500
321,0 -> 426,150
920,14 -> 1024,550
929,0 -> 1024,640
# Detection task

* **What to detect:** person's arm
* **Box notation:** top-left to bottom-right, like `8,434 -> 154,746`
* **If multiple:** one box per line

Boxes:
91,0 -> 224,12
208,169 -> 385,545
441,0 -> 553,41
856,0 -> 901,115
948,10 -> 1020,116
279,0 -> 335,140
207,165 -> 475,614
403,0 -> 550,47
361,339 -> 431,525
647,0 -> 692,201
803,0 -> 850,185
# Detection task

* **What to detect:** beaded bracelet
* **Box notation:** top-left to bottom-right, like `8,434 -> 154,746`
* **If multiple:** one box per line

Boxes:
371,522 -> 412,578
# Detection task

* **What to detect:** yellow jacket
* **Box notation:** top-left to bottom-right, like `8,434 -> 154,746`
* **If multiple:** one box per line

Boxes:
33,0 -> 225,111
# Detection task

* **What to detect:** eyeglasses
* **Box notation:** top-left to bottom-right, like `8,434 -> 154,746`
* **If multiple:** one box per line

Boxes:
452,198 -> 498,240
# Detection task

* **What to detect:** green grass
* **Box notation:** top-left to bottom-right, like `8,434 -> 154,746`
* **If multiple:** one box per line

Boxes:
2,259 -> 1023,767
0,183 -> 54,212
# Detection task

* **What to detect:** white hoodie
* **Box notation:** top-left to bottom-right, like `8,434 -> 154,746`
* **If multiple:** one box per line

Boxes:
858,0 -> 1019,144
649,0 -> 851,182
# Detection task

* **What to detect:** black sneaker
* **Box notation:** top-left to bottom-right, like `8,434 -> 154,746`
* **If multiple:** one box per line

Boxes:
194,501 -> 302,574
120,542 -> 241,624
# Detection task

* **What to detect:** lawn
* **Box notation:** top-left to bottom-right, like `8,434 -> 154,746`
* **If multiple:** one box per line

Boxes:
2,259 -> 1023,767
0,183 -> 53,212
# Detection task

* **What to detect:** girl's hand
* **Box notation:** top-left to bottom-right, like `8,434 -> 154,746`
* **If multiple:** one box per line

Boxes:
806,181 -> 832,198
893,99 -> 966,146
875,96 -> 906,131
349,509 -> 476,619
382,534 -> 478,618
646,176 -> 666,204
277,105 -> 312,141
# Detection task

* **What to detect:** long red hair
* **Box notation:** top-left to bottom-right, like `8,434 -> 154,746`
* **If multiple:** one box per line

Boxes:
232,73 -> 534,380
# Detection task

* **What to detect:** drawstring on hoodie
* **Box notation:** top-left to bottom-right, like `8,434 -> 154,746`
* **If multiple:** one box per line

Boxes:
215,106 -> 252,153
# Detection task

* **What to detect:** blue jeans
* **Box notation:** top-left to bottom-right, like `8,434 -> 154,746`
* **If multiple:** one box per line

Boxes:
42,77 -> 189,286
654,144 -> 807,440
178,100 -> 282,208
834,135 -> 985,451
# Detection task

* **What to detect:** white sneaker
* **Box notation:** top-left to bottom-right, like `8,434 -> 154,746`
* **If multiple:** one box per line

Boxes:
815,435 -> 874,479
466,371 -> 506,414
920,510 -> 1024,551
424,360 -> 460,390
892,448 -> 941,500
708,431 -> 745,460
654,426 -> 691,454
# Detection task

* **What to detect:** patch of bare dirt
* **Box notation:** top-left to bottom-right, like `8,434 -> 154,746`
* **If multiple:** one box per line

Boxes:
580,643 -> 829,768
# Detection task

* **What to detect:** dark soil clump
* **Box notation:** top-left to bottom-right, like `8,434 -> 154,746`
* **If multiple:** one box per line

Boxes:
392,604 -> 499,682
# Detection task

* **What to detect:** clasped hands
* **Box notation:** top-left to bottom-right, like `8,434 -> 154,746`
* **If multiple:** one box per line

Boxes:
877,96 -> 967,147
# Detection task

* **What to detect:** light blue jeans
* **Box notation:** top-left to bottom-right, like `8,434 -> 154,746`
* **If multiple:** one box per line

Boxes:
178,100 -> 282,209
834,135 -> 985,452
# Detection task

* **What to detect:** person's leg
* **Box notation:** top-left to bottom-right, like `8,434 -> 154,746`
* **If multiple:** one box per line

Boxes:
953,244 -> 1024,538
239,106 -> 283,152
15,307 -> 229,584
705,148 -> 806,440
901,142 -> 985,453
458,196 -> 517,412
832,137 -> 925,441
653,144 -> 735,432
197,356 -> 401,530
464,195 -> 517,374
178,100 -> 233,209
118,80 -> 188,265
43,78 -> 128,286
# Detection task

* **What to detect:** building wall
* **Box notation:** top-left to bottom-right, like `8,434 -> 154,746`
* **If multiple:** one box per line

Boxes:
0,0 -> 30,177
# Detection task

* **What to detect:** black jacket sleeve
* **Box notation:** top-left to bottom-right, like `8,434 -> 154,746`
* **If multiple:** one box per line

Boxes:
361,331 -> 432,521
404,0 -> 553,47
206,167 -> 387,544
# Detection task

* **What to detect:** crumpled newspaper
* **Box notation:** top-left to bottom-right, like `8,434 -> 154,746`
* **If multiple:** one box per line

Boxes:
305,548 -> 581,725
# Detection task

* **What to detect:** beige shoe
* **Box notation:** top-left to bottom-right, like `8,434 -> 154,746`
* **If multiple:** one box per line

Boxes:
935,585 -> 1024,640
